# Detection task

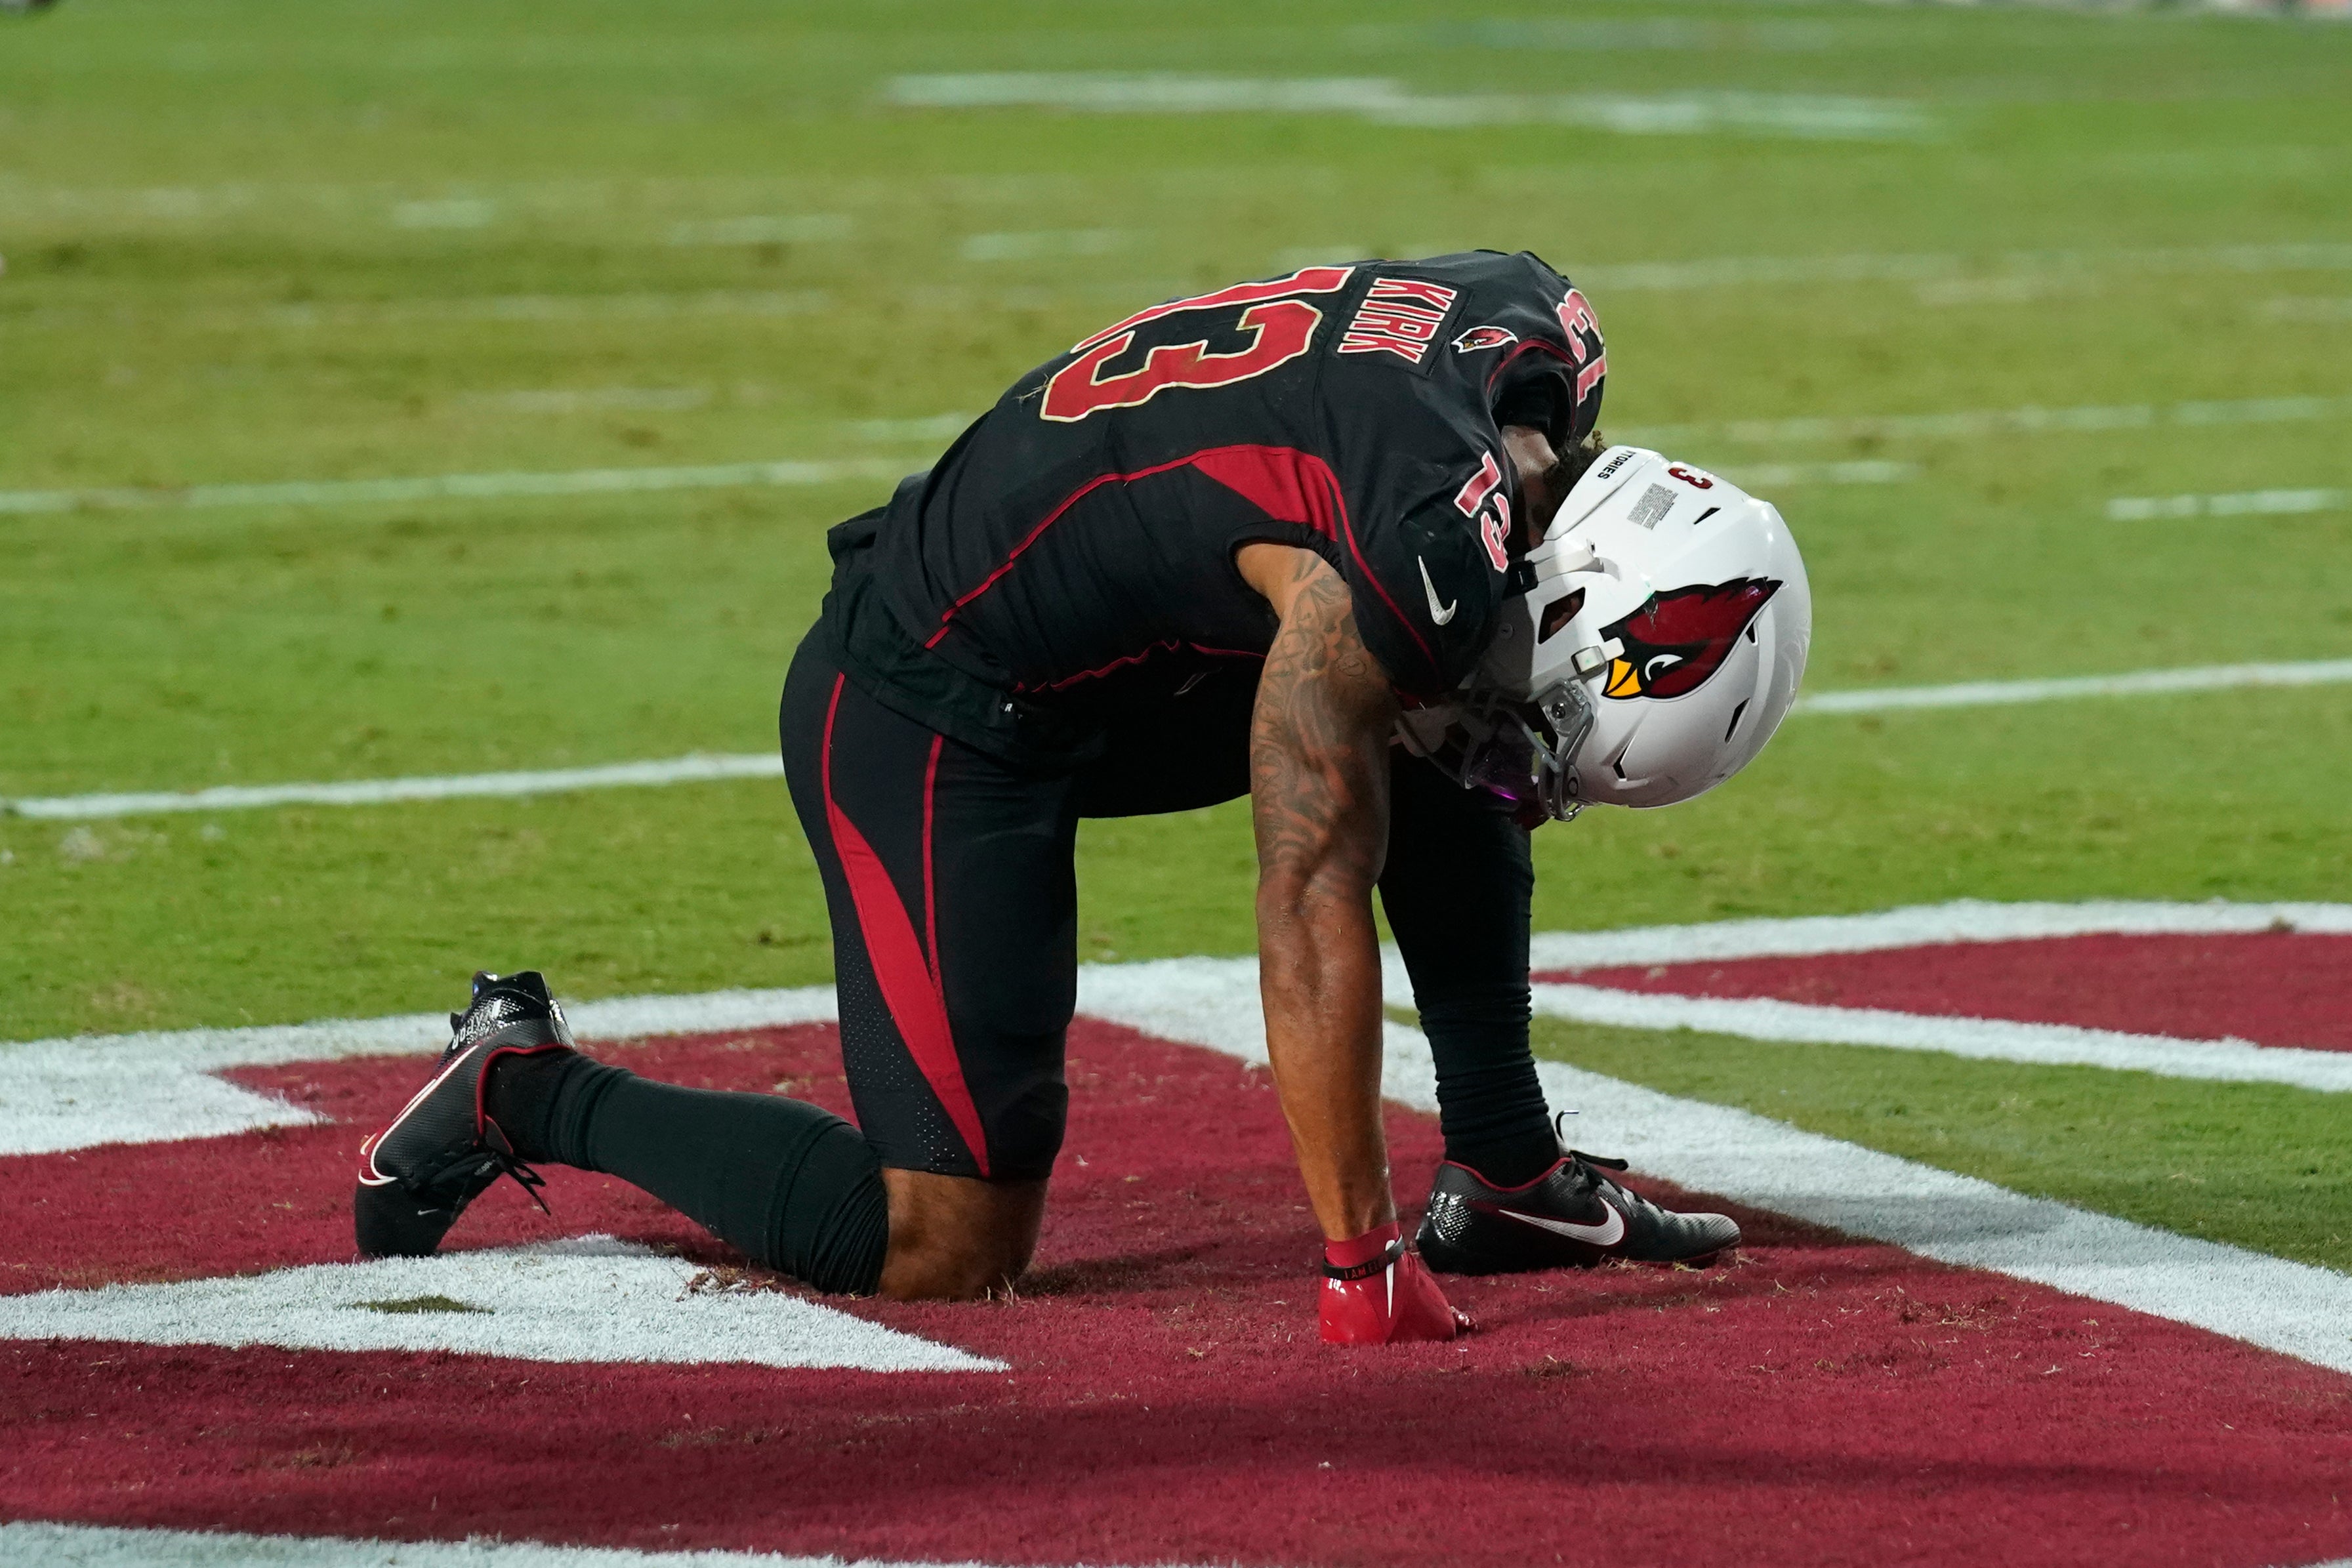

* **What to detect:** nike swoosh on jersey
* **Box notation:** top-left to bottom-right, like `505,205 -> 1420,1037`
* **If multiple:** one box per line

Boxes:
1418,556 -> 1458,625
1493,1202 -> 1625,1247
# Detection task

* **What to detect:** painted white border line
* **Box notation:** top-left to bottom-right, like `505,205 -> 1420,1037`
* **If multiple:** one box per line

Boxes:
0,1520 -> 1189,1568
0,1236 -> 1000,1373
1075,957 -> 2352,1377
0,456 -> 910,518
885,74 -> 1931,141
1629,390 -> 2352,448
10,917 -> 2352,1380
14,661 -> 2351,823
5,753 -> 783,819
1528,983 -> 2352,1094
9,899 -> 2348,1159
1521,897 -> 2352,968
0,985 -> 838,1157
1790,657 -> 2352,713
1519,897 -> 2352,1093
2107,487 -> 2347,521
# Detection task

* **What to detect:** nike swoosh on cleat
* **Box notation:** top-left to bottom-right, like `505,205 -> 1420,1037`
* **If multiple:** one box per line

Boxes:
1418,556 -> 1457,625
1493,1203 -> 1625,1247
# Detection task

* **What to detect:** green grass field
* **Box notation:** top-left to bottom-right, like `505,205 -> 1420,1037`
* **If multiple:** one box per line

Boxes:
3,1 -> 2348,1263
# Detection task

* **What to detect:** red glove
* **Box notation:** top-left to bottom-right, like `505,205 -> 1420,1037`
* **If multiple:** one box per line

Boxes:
1318,1220 -> 1472,1345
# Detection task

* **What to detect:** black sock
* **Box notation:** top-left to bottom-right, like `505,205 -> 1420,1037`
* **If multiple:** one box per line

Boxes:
487,1052 -> 888,1294
1428,1030 -> 1561,1187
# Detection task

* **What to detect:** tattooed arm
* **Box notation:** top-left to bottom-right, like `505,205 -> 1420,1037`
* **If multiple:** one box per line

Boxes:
1235,543 -> 1401,1242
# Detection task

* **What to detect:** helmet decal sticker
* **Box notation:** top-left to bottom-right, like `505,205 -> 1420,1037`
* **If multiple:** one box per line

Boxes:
1600,577 -> 1781,701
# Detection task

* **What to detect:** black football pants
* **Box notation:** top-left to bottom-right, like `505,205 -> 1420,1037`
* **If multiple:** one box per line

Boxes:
777,630 -> 1554,1184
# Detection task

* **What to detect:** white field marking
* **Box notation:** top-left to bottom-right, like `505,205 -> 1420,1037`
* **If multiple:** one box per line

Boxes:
7,753 -> 785,821
390,198 -> 497,230
7,277 -> 1176,335
13,917 -> 2352,1374
14,659 -> 2352,823
37,895 -> 2326,1153
1790,656 -> 2352,713
884,75 -> 1931,140
1344,18 -> 1840,51
452,386 -> 712,415
0,984 -> 838,1158
228,289 -> 835,327
0,289 -> 831,335
1578,240 -> 2352,293
1527,985 -> 2352,1094
1717,458 -> 1913,487
959,228 -> 1132,262
1265,246 -> 2352,300
0,1235 -> 999,1373
1519,898 -> 2352,971
1520,896 -> 2352,1093
1625,390 -> 2352,449
2267,296 -> 2352,321
0,1522 -> 1194,1568
842,411 -> 977,444
0,457 -> 909,518
1076,957 -> 2352,1377
665,213 -> 852,246
2106,487 -> 2347,521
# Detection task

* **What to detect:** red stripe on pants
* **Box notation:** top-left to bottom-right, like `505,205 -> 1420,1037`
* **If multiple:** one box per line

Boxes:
820,676 -> 993,1176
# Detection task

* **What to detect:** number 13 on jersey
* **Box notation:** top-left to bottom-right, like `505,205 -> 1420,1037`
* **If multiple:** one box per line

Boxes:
1040,267 -> 1355,424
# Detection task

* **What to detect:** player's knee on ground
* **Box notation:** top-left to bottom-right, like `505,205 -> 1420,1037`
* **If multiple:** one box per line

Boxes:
491,1053 -> 892,1296
877,1170 -> 1047,1300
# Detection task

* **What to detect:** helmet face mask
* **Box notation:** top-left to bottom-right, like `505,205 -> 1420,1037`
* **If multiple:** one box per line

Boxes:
1410,447 -> 1813,823
1397,677 -> 1598,822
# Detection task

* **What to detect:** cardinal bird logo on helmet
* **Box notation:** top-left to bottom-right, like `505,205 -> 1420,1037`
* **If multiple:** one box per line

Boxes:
1601,578 -> 1781,701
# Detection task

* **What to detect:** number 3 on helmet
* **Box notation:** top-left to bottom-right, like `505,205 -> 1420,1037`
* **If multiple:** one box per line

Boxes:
1401,447 -> 1813,821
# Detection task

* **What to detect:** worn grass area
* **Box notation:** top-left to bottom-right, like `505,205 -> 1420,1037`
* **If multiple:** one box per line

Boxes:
1530,1016 -> 2352,1275
3,0 -> 2350,1041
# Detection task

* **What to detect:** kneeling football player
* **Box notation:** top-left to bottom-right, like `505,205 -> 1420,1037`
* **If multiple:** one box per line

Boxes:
356,251 -> 1811,1344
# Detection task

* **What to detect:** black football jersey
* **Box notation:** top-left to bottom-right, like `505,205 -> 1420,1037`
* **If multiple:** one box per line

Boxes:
820,250 -> 1605,764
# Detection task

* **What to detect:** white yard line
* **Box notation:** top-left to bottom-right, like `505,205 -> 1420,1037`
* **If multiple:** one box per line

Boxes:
6,753 -> 784,820
1077,957 -> 2352,1377
10,920 -> 2352,1376
2107,487 -> 2347,521
1520,897 -> 2352,969
0,457 -> 910,518
1625,390 -> 2351,448
0,449 -> 1899,526
10,659 -> 2349,823
1519,897 -> 2352,1092
1578,239 -> 2352,293
1527,984 -> 2352,1094
0,1236 -> 998,1373
885,75 -> 1931,140
0,985 -> 840,1157
1790,656 -> 2352,712
0,1521 -> 1137,1568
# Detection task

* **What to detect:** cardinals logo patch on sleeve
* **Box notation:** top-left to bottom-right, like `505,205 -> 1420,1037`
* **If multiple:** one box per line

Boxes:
1451,325 -> 1517,354
1601,579 -> 1781,700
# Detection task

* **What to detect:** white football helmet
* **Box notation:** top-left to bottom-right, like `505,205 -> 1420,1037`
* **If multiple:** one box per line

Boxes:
1401,446 -> 1811,821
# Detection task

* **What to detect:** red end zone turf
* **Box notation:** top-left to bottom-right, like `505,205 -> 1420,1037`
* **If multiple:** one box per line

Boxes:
7,1020 -> 2352,1567
1549,931 -> 2352,1050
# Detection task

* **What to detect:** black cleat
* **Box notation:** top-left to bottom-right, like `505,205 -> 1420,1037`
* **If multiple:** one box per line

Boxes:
1416,1145 -> 1740,1275
352,971 -> 573,1258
